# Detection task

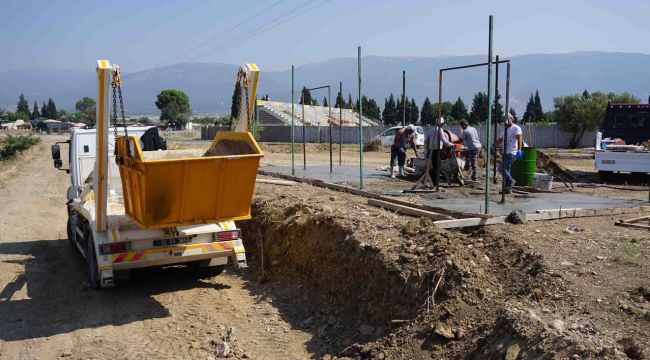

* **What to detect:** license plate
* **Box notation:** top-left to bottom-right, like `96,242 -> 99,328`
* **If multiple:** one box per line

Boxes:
153,237 -> 192,247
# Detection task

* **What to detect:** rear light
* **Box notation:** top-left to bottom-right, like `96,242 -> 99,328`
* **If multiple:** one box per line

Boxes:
99,242 -> 129,255
215,230 -> 240,242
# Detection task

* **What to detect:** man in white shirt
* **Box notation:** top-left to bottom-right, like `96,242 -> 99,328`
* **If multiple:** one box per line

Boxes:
495,114 -> 523,192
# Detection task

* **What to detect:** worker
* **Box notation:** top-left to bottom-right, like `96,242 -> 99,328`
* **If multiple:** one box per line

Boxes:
459,119 -> 481,183
495,114 -> 523,192
390,125 -> 419,178
425,117 -> 454,189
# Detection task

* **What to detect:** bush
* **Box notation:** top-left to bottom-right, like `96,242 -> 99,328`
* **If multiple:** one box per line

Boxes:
363,139 -> 382,152
0,134 -> 40,160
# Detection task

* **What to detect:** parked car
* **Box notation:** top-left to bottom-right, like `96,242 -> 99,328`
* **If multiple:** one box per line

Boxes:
374,126 -> 425,147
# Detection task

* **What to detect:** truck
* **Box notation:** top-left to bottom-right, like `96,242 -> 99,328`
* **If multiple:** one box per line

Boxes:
51,60 -> 262,288
595,103 -> 650,181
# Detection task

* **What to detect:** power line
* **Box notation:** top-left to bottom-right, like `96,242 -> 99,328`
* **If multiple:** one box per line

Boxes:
165,0 -> 285,65
187,0 -> 330,61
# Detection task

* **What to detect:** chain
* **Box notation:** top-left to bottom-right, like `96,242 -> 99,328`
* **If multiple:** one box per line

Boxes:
111,66 -> 130,160
244,84 -> 250,131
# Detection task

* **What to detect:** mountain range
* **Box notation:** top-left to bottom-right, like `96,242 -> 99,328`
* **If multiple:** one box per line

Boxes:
1,51 -> 649,116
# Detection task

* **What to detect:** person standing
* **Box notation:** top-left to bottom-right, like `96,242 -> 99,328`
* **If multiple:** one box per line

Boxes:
390,125 -> 419,178
495,114 -> 523,192
424,117 -> 454,189
459,119 -> 482,182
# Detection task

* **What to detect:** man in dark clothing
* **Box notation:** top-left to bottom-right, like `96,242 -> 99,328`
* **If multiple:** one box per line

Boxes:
390,125 -> 419,178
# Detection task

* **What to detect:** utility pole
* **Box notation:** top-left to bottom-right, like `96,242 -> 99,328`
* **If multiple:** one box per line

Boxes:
402,70 -> 406,127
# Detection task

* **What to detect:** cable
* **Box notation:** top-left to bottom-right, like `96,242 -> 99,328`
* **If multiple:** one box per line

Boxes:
164,0 -> 285,65
188,0 -> 331,61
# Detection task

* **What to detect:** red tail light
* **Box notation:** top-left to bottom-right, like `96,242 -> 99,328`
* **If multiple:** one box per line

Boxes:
99,242 -> 129,255
215,230 -> 240,242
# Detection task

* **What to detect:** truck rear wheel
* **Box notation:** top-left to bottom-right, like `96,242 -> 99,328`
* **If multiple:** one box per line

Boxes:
84,227 -> 100,289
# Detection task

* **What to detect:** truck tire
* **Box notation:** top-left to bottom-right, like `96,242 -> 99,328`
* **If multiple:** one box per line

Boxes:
85,228 -> 100,289
66,215 -> 76,249
598,171 -> 612,182
188,261 -> 225,278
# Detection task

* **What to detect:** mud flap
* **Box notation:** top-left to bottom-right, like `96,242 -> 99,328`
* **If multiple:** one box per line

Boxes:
231,253 -> 248,270
100,269 -> 114,288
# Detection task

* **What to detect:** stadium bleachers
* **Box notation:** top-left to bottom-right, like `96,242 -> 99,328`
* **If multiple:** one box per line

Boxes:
257,100 -> 379,126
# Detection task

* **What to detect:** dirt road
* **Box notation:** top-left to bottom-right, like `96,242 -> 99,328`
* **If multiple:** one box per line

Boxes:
0,137 -> 316,359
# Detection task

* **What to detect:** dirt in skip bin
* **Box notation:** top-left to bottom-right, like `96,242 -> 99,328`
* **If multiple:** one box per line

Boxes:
205,140 -> 256,156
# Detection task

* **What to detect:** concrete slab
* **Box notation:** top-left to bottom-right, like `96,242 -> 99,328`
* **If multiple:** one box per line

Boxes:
261,165 -> 386,185
419,192 -> 647,216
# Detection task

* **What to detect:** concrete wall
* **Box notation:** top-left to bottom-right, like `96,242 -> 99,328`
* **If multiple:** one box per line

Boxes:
201,124 -> 597,149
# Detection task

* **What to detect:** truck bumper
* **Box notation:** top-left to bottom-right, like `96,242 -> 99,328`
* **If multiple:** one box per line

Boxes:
99,239 -> 246,271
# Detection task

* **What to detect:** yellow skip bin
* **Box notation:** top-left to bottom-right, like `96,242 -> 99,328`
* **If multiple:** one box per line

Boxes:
115,131 -> 264,229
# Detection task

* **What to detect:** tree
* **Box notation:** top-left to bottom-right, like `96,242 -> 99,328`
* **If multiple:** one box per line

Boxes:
322,96 -> 328,108
492,92 -> 504,123
17,93 -> 30,115
335,92 -> 345,108
46,98 -> 58,119
451,97 -> 469,121
30,102 -> 40,120
420,97 -> 436,125
409,98 -> 419,124
469,92 -> 488,125
155,89 -> 191,129
230,81 -> 242,119
509,108 -> 517,121
554,91 -> 608,148
583,89 -> 590,98
75,96 -> 96,125
347,94 -> 353,109
355,96 -> 380,120
382,94 -> 398,126
534,90 -> 544,121
523,94 -> 536,123
40,102 -> 47,119
607,91 -> 640,104
312,98 -> 318,106
299,87 -> 313,105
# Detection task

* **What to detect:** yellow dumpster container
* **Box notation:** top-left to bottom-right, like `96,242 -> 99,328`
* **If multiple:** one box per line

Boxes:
115,131 -> 263,229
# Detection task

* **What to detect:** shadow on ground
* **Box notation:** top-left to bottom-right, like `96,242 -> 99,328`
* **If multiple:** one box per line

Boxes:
0,238 -> 229,341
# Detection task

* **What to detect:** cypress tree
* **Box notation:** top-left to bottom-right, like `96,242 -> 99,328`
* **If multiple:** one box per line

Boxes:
421,97 -> 436,125
492,92 -> 504,123
322,96 -> 328,108
31,101 -> 40,120
299,87 -> 313,105
41,101 -> 48,119
523,94 -> 535,123
17,93 -> 30,115
46,98 -> 58,119
469,92 -> 488,125
335,92 -> 345,108
534,90 -> 544,120
409,98 -> 419,124
382,94 -> 398,126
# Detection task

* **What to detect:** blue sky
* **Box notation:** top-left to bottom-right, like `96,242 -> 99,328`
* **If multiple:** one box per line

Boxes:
1,0 -> 649,72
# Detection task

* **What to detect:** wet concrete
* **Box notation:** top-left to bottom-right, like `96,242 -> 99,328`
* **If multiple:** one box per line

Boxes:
261,165 -> 386,185
419,192 -> 647,216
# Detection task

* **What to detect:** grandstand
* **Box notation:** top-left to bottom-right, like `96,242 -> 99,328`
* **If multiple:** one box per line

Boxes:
257,100 -> 379,126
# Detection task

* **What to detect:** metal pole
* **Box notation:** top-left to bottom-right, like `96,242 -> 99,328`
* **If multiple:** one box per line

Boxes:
358,46 -> 364,189
302,93 -> 306,170
436,69 -> 443,192
493,55 -> 500,184
485,15 -> 493,214
402,70 -> 406,127
501,61 -> 511,203
328,85 -> 332,173
291,65 -> 295,176
339,81 -> 342,166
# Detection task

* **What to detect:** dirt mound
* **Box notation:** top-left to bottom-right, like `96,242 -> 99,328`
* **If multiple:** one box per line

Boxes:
244,182 -> 641,358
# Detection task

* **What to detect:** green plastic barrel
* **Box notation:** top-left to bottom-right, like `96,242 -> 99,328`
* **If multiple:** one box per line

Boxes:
510,147 -> 537,187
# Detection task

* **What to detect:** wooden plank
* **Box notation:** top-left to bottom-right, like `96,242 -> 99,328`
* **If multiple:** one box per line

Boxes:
615,222 -> 650,230
620,215 -> 650,224
527,206 -> 650,221
433,216 -> 507,229
367,199 -> 451,221
256,178 -> 296,186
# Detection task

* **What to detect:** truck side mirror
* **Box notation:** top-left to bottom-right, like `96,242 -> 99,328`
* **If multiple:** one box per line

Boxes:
51,144 -> 62,169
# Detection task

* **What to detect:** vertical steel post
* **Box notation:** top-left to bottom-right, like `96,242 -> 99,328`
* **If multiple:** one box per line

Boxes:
358,46 -> 364,189
339,81 -> 342,166
291,65 -> 295,176
501,61 -> 511,203
302,93 -> 306,170
402,70 -> 406,127
328,85 -> 332,173
493,55 -> 500,184
485,15 -> 493,214
436,69 -> 443,192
